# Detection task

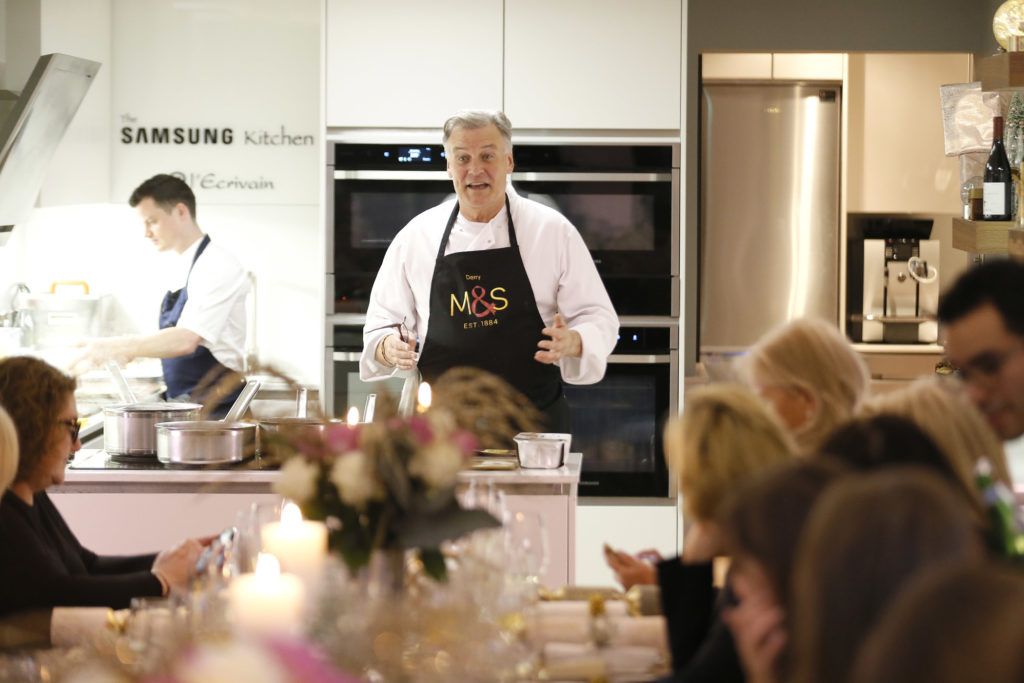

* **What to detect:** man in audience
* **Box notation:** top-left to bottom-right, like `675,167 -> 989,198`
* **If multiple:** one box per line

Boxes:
939,260 -> 1024,440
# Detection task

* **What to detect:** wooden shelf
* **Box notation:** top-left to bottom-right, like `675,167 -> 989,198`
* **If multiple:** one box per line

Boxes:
973,52 -> 1024,90
952,218 -> 1014,253
952,217 -> 1024,257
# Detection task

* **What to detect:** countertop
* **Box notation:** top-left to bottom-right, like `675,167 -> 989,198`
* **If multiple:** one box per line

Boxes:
60,449 -> 582,488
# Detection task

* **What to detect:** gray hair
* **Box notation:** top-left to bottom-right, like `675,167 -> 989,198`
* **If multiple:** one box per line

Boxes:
442,110 -> 513,151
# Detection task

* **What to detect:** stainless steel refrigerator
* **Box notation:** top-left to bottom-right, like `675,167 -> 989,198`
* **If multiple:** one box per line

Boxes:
699,83 -> 841,356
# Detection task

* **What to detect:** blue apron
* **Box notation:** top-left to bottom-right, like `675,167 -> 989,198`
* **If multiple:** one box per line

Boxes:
159,235 -> 241,416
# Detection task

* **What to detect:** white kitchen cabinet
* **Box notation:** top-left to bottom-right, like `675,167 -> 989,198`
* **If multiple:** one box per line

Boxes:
504,0 -> 682,130
846,53 -> 970,214
325,0 -> 503,128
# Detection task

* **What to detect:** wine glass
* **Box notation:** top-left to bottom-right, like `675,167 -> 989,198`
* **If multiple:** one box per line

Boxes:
504,511 -> 549,589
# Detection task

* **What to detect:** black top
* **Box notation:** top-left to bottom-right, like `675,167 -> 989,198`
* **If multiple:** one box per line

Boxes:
655,557 -> 745,683
0,490 -> 161,614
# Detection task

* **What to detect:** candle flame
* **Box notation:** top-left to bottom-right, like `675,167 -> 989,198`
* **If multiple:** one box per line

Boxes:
281,502 -> 302,526
417,382 -> 432,412
255,552 -> 281,578
346,406 -> 360,424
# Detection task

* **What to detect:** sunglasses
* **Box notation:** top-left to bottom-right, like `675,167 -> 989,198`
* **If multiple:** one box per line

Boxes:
57,418 -> 81,442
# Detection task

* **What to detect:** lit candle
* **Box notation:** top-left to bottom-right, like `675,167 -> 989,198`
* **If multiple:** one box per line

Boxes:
228,553 -> 305,637
260,502 -> 328,586
346,405 -> 360,424
416,382 -> 432,413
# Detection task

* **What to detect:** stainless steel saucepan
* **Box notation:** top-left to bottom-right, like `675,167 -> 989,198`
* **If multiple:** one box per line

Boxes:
257,387 -> 347,460
103,362 -> 201,456
156,380 -> 261,466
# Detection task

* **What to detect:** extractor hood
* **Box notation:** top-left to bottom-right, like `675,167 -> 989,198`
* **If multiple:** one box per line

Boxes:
0,53 -> 101,244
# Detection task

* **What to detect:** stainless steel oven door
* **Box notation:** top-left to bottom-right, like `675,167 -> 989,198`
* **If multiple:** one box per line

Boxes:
331,170 -> 453,312
512,170 -> 679,317
565,321 -> 678,499
325,316 -> 406,417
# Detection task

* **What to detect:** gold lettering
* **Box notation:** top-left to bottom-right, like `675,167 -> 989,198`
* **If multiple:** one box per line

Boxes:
491,287 -> 508,312
464,274 -> 481,281
450,291 -> 470,317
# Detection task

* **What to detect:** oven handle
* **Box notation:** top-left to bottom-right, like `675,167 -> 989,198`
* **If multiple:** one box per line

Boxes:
334,170 -> 451,180
513,172 -> 672,182
332,351 -> 363,361
607,354 -> 672,364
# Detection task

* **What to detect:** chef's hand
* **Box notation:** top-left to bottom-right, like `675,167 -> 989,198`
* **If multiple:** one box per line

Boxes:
68,338 -> 131,377
376,333 -> 417,371
536,313 -> 583,364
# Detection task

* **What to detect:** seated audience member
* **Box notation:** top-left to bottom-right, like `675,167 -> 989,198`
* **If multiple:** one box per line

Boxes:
738,318 -> 869,454
0,356 -> 204,614
607,384 -> 795,682
788,468 -> 983,683
851,563 -> 1024,683
719,460 -> 846,683
0,406 -> 16,496
939,259 -> 1024,440
861,376 -> 1012,492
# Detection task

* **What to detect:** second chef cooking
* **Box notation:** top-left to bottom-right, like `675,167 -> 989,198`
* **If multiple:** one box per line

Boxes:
361,110 -> 619,432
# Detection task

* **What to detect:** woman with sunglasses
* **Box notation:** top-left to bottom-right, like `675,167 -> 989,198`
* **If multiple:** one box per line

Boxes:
0,356 -> 203,616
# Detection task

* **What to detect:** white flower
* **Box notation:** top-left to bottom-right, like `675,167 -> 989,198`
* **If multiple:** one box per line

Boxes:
330,451 -> 384,508
409,441 -> 464,489
177,640 -> 288,683
273,457 -> 320,504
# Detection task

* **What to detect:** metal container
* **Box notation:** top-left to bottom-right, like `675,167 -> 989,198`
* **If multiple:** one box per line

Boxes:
258,417 -> 344,459
156,420 -> 258,465
513,432 -> 572,469
155,379 -> 261,465
103,402 -> 202,456
22,282 -> 102,348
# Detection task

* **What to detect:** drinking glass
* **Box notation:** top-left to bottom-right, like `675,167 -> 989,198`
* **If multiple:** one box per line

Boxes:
504,511 -> 548,589
233,499 -> 284,573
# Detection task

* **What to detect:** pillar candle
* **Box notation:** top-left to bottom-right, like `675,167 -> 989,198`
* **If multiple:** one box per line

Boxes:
260,502 -> 328,585
229,553 -> 304,637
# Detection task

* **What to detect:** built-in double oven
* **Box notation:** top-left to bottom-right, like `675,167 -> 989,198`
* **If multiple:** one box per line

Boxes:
325,138 -> 680,498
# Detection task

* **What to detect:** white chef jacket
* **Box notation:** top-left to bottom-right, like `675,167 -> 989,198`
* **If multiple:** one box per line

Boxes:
174,236 -> 248,373
361,185 -> 619,385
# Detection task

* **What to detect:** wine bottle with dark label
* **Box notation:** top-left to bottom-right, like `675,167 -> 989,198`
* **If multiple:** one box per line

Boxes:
984,115 -> 1013,221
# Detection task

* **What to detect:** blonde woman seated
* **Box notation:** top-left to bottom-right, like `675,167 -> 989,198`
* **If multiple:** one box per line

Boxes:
605,384 -> 795,682
738,317 -> 869,454
0,406 -> 16,496
861,375 -> 1012,523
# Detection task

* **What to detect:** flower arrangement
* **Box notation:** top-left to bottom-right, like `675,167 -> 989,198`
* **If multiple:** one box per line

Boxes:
272,406 -> 500,581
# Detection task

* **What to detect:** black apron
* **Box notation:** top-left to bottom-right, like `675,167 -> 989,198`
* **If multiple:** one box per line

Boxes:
159,235 -> 242,417
417,197 -> 571,433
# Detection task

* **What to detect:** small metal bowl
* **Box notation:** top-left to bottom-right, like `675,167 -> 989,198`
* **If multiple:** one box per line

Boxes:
513,432 -> 572,469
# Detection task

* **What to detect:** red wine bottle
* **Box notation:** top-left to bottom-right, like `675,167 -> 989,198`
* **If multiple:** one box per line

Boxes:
984,115 -> 1013,221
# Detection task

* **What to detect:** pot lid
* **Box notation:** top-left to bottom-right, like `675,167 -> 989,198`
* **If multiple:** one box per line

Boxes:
105,402 -> 203,413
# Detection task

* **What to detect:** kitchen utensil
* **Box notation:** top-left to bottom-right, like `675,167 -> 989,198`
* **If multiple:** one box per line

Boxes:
156,379 -> 260,466
257,387 -> 342,459
103,363 -> 201,457
513,432 -> 572,469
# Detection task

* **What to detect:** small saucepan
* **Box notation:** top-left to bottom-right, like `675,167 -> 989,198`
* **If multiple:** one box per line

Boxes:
156,380 -> 261,466
102,362 -> 201,457
257,387 -> 348,460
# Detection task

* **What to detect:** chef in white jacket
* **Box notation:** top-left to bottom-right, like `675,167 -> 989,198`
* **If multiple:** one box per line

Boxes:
361,110 -> 619,432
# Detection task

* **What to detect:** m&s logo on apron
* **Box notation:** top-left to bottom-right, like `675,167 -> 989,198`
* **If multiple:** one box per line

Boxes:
450,275 -> 508,329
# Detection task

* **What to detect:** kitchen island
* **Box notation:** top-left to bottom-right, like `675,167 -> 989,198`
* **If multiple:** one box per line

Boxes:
52,450 -> 581,587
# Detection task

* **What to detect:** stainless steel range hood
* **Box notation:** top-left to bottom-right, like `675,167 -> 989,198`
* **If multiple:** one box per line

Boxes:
0,53 -> 101,244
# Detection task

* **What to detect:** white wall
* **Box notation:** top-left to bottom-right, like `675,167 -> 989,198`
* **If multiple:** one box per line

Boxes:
0,0 -> 323,386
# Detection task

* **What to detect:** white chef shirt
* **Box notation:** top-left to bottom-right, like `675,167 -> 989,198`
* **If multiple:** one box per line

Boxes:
174,236 -> 248,373
361,185 -> 619,385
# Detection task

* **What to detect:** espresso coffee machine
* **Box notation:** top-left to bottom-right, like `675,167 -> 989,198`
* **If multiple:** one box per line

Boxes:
847,215 -> 940,344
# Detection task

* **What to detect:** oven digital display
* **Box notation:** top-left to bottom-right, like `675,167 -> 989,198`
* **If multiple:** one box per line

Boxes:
386,147 -> 445,164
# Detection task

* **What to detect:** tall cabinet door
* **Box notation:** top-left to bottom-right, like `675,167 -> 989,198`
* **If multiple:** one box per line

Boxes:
504,0 -> 682,130
325,0 -> 503,128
